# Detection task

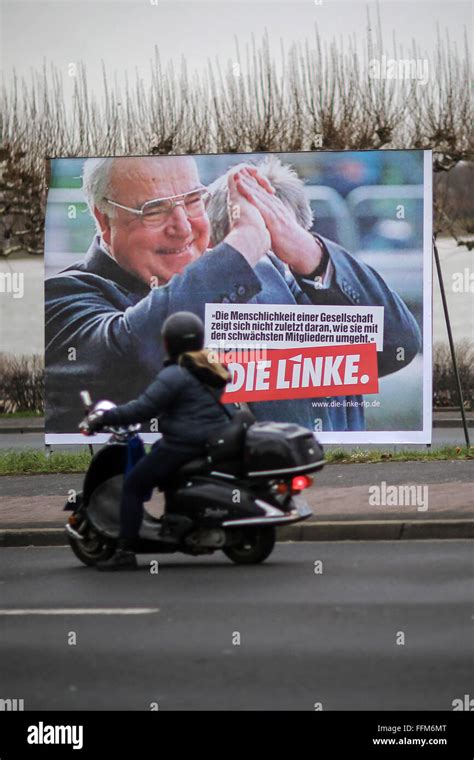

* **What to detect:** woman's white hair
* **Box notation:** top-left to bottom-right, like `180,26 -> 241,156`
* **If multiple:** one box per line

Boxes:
206,155 -> 314,245
81,158 -> 118,232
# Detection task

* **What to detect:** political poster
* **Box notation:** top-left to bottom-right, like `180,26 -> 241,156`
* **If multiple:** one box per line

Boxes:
44,149 -> 432,443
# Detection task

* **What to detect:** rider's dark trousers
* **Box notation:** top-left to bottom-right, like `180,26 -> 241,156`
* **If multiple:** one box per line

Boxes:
119,439 -> 203,540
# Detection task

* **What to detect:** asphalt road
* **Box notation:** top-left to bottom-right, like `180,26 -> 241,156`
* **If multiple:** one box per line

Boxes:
0,542 -> 472,711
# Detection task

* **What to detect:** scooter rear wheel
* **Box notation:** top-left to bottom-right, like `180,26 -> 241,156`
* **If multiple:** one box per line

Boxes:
68,521 -> 116,567
223,526 -> 276,564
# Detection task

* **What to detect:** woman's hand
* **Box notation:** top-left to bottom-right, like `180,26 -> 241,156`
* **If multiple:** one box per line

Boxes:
82,409 -> 106,434
234,166 -> 324,275
224,167 -> 271,267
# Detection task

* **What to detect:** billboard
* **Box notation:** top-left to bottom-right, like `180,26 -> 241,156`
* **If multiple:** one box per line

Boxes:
44,149 -> 432,443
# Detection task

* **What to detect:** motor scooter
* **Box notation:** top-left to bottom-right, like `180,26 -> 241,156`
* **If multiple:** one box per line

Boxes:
65,392 -> 324,565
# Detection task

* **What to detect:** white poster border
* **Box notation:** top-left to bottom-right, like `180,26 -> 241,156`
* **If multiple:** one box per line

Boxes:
45,149 -> 433,445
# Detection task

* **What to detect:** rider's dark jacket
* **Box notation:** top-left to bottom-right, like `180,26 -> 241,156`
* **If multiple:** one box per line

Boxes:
99,353 -> 230,448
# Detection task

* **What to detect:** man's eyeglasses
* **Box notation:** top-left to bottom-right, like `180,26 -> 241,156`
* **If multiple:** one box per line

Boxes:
103,187 -> 210,227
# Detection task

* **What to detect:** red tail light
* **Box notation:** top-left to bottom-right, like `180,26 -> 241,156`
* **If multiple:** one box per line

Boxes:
291,475 -> 313,493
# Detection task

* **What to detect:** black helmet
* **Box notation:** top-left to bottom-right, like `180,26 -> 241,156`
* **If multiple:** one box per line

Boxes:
162,311 -> 205,359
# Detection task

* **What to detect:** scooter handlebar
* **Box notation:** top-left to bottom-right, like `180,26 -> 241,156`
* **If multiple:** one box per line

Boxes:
78,417 -> 93,436
78,393 -> 140,437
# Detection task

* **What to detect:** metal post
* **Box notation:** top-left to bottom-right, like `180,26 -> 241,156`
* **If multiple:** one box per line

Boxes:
433,236 -> 470,448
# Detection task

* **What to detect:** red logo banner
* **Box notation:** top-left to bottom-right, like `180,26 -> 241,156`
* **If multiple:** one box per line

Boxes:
220,343 -> 379,403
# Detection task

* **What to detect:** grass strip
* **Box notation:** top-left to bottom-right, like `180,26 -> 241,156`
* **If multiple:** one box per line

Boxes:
0,445 -> 472,475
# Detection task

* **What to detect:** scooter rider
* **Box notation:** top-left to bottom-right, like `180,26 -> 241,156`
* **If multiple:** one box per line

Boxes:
84,312 -> 231,571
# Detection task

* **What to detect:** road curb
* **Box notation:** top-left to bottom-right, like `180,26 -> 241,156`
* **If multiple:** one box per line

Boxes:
0,425 -> 45,434
1,520 -> 473,547
279,519 -> 474,541
0,529 -> 69,547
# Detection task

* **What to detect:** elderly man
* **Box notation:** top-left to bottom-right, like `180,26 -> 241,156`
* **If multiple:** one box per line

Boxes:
45,155 -> 420,432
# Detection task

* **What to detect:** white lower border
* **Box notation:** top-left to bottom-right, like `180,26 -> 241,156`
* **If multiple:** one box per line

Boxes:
45,430 -> 432,445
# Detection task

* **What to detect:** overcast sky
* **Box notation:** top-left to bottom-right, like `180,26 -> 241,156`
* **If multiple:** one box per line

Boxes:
3,0 -> 471,98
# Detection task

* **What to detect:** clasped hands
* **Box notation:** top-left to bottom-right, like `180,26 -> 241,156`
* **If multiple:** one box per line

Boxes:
226,165 -> 324,276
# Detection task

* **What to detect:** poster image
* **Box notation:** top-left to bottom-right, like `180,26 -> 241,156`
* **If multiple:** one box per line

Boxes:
44,149 -> 432,444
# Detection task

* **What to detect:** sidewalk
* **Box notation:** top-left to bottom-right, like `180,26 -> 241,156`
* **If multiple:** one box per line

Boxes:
1,460 -> 472,545
0,416 -> 45,433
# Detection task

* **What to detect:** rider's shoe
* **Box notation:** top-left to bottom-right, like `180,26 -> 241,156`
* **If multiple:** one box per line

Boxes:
96,538 -> 138,571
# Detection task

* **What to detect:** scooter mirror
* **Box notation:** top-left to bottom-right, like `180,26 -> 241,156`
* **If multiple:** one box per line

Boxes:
80,390 -> 92,410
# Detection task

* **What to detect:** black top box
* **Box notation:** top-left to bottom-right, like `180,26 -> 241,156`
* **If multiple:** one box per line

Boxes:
244,422 -> 324,478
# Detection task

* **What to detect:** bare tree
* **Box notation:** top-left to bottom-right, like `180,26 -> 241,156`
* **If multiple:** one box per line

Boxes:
1,22 -> 472,258
209,32 -> 288,153
410,28 -> 472,172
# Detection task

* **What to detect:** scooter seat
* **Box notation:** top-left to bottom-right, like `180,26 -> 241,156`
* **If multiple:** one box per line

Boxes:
177,457 -> 210,476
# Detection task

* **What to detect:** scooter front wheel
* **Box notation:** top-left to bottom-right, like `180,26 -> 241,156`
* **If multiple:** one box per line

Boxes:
68,520 -> 116,567
223,526 -> 276,565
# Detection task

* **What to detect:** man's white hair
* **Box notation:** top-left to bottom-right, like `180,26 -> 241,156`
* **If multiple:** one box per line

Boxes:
81,157 -> 118,233
206,155 -> 314,245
